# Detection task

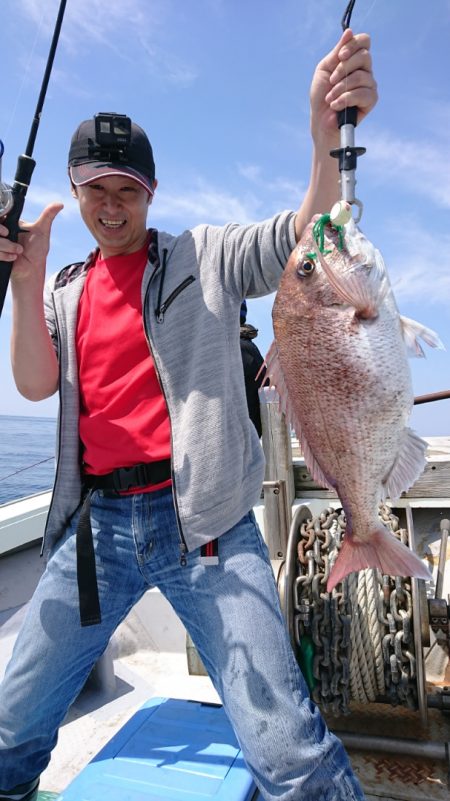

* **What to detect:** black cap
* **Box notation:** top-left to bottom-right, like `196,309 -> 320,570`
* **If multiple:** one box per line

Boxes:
68,114 -> 156,195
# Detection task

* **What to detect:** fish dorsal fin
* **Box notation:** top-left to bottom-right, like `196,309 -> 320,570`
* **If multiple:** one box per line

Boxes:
400,315 -> 445,358
383,427 -> 427,501
263,341 -> 334,492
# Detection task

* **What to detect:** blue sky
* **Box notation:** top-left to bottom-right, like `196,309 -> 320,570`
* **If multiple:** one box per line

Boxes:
0,0 -> 449,436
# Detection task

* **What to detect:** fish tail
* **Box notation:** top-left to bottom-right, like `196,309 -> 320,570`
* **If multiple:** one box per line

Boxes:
327,524 -> 431,592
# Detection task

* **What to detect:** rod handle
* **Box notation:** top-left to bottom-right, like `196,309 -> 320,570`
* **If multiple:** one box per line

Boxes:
337,106 -> 358,128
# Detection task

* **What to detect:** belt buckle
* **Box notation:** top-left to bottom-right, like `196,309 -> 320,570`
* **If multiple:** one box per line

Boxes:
112,464 -> 148,492
134,463 -> 149,488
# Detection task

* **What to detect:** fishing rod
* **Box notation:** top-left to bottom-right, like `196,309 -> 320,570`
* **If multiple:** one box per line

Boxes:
0,0 -> 68,317
330,0 -> 366,224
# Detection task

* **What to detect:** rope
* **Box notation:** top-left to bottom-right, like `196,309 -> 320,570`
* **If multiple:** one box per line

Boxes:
348,573 -> 367,702
349,571 -> 377,702
348,568 -> 386,702
366,568 -> 386,694
359,571 -> 378,699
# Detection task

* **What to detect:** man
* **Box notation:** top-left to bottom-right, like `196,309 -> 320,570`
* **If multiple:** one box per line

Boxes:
239,299 -> 267,437
0,29 -> 377,801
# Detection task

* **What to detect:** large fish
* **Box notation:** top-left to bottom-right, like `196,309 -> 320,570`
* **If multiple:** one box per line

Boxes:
266,213 -> 443,591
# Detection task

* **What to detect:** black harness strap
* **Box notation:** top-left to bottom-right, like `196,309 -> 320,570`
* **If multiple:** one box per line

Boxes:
76,488 -> 101,627
76,459 -> 172,627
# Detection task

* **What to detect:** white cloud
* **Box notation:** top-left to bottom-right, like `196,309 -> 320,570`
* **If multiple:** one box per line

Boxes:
152,179 -> 263,226
238,164 -> 262,183
237,163 -> 306,210
26,185 -> 79,218
18,0 -> 198,88
365,126 -> 450,209
385,219 -> 450,306
151,162 -> 306,227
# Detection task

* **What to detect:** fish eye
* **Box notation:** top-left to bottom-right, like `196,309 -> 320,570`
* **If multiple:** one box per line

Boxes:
297,259 -> 315,277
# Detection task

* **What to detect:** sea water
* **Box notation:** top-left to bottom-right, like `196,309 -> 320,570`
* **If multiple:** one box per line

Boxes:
0,415 -> 56,504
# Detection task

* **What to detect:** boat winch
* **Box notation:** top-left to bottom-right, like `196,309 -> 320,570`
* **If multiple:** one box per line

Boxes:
283,503 -> 450,724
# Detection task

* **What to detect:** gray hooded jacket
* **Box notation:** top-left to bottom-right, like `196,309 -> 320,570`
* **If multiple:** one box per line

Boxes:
42,210 -> 296,558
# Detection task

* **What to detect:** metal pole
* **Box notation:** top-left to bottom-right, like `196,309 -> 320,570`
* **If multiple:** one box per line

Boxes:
405,505 -> 428,726
335,730 -> 450,763
435,519 -> 449,600
414,389 -> 450,405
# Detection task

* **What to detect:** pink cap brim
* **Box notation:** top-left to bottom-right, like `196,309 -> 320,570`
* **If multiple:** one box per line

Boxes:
69,163 -> 154,195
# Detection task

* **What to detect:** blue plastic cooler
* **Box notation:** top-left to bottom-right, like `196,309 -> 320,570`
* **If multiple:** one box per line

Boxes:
57,696 -> 256,800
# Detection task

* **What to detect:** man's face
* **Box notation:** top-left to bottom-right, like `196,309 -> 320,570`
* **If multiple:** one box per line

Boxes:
72,175 -> 156,257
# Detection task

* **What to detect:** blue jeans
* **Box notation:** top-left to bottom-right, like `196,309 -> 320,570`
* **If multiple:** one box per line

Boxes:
0,487 -> 364,800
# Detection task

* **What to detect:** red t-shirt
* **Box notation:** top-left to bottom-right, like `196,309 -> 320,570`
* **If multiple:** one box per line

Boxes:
76,238 -> 172,491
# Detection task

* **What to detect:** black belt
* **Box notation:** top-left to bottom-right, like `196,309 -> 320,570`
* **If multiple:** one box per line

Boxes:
77,459 -> 172,627
83,458 -> 172,493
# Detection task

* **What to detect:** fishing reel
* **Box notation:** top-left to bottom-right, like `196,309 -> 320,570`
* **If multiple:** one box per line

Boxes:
0,141 -> 14,218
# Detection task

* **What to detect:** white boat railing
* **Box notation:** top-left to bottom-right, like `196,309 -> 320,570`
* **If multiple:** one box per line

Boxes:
0,489 -> 51,555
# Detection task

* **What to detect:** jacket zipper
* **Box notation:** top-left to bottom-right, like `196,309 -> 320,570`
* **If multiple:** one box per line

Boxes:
143,252 -> 190,564
156,276 -> 195,323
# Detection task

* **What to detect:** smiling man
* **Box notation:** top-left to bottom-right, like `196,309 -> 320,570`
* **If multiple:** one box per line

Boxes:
69,116 -> 157,257
0,29 -> 377,801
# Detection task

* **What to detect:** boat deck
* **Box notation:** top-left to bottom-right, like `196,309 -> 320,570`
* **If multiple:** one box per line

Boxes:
2,538 -> 449,800
0,540 -> 220,792
1,436 -> 449,799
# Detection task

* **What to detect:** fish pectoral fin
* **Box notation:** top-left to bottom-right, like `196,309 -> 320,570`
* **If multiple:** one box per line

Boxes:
383,427 -> 427,501
316,247 -> 386,318
400,315 -> 446,358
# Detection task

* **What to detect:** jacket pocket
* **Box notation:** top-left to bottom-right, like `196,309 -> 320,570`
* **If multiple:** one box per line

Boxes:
156,276 -> 196,323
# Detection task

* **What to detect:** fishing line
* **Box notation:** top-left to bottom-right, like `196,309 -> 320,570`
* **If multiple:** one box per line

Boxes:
0,456 -> 54,483
2,8 -> 46,147
342,0 -> 379,33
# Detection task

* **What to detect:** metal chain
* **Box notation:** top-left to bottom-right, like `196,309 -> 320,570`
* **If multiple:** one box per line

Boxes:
294,507 -> 352,715
293,504 -> 418,715
378,508 -> 418,709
